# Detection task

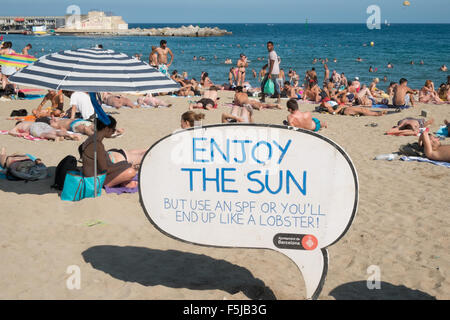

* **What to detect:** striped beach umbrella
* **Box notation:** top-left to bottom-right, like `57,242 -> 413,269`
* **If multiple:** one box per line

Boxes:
9,48 -> 181,197
9,48 -> 179,93
0,53 -> 37,69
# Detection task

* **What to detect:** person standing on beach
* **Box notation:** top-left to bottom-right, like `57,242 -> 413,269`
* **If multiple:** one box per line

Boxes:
148,46 -> 158,67
155,40 -> 174,76
260,41 -> 281,103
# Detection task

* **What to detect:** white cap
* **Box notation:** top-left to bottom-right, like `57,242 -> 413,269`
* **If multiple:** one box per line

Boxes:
354,77 -> 360,80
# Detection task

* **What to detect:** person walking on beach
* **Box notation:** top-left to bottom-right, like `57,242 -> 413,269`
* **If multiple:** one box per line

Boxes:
260,41 -> 281,103
155,40 -> 174,76
236,53 -> 248,87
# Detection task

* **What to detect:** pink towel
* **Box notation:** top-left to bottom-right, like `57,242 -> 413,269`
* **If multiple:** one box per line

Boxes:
0,130 -> 45,141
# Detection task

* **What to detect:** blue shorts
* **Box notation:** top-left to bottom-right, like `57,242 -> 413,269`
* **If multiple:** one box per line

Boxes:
312,117 -> 321,132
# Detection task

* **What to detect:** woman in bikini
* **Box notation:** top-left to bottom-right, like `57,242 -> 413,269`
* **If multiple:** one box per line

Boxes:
79,116 -> 144,188
236,54 -> 248,87
419,80 -> 445,104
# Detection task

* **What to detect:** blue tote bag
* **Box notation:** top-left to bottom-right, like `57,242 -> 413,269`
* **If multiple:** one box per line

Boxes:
61,170 -> 107,201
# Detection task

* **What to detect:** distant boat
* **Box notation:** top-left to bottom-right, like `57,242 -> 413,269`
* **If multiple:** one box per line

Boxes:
32,25 -> 49,36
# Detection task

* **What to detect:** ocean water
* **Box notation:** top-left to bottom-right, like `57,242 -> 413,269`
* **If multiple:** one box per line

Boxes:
4,23 -> 450,90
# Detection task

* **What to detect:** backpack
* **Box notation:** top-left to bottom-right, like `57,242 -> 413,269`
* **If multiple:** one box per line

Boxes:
51,155 -> 79,190
6,159 -> 48,182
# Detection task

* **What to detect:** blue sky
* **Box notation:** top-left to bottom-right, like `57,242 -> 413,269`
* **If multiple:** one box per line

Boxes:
1,0 -> 449,23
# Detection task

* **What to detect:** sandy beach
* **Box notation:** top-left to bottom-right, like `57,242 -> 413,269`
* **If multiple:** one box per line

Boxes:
0,91 -> 448,300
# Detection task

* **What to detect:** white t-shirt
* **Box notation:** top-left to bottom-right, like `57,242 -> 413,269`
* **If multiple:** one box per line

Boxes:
70,92 -> 94,120
268,50 -> 280,75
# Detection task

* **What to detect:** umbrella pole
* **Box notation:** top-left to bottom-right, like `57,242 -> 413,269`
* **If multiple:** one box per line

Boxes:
94,114 -> 97,198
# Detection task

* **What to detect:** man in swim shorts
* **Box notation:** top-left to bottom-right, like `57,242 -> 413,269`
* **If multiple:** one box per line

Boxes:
155,40 -> 173,77
393,78 -> 418,107
285,99 -> 327,132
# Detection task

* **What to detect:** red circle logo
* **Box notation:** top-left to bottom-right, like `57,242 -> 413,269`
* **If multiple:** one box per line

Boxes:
302,235 -> 318,250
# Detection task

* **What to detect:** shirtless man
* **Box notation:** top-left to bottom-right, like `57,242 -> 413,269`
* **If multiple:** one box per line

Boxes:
8,119 -> 80,141
419,129 -> 450,162
386,117 -> 434,136
303,83 -> 322,103
32,90 -> 64,118
285,99 -> 326,132
155,40 -> 174,76
148,46 -> 158,67
234,86 -> 281,110
323,64 -> 330,88
393,78 -> 417,107
354,85 -> 377,107
236,54 -> 248,87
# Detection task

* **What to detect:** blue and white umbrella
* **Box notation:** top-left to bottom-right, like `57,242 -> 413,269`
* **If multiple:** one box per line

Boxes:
9,48 -> 179,93
9,47 -> 180,196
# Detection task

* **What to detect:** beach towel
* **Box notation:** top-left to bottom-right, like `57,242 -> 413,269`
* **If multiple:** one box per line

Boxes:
436,126 -> 448,138
400,156 -> 450,168
372,104 -> 411,110
19,94 -> 45,100
0,130 -> 46,141
104,175 -> 138,194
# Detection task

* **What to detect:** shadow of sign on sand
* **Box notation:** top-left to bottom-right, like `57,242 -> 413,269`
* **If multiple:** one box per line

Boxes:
82,245 -> 276,300
329,281 -> 436,300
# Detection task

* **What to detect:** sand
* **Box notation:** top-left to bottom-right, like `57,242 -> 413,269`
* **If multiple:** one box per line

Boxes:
0,90 -> 448,300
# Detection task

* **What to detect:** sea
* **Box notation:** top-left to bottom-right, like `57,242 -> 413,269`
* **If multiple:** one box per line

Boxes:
4,23 -> 450,90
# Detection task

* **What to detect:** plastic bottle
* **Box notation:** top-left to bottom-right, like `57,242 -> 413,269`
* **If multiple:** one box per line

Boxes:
374,153 -> 398,161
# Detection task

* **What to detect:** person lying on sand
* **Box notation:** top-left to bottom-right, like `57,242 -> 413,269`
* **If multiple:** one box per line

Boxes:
101,92 -> 139,109
222,104 -> 253,124
0,147 -> 40,170
32,90 -> 64,118
189,86 -> 220,110
180,111 -> 205,129
137,93 -> 172,108
386,117 -> 434,136
79,116 -> 140,188
418,129 -> 450,162
8,118 -> 80,141
233,86 -> 281,110
285,99 -> 327,132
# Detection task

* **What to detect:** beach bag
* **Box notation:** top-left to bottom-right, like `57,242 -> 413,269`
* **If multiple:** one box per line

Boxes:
6,159 -> 48,182
51,155 -> 78,191
10,109 -> 28,117
263,79 -> 275,95
61,170 -> 107,201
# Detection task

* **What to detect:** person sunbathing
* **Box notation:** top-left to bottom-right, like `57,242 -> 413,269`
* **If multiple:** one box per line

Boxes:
79,116 -> 137,188
180,111 -> 205,129
32,90 -> 64,118
302,83 -> 322,103
419,80 -> 445,104
8,118 -> 81,141
233,86 -> 281,110
137,93 -> 172,108
0,147 -> 37,170
222,104 -> 253,123
418,129 -> 450,162
101,92 -> 139,109
285,99 -> 327,132
189,86 -> 220,110
386,117 -> 434,136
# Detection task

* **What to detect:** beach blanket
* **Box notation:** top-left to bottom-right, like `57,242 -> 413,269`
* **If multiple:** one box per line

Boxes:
0,53 -> 37,68
104,174 -> 138,194
436,126 -> 448,138
0,130 -> 46,141
400,156 -> 450,168
19,94 -> 45,100
18,89 -> 45,93
372,104 -> 411,110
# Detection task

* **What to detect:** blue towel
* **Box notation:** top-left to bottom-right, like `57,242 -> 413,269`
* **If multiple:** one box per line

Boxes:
436,126 -> 448,138
400,156 -> 450,168
20,94 -> 45,100
372,104 -> 411,109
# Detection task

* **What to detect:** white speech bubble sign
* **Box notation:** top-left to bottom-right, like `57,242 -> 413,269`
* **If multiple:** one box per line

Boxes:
139,124 -> 358,299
